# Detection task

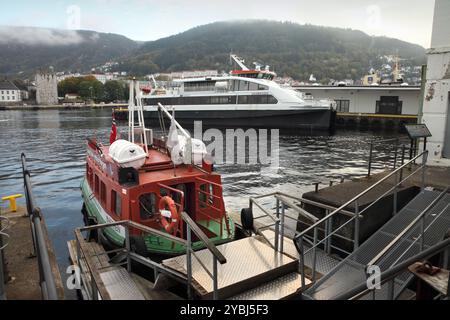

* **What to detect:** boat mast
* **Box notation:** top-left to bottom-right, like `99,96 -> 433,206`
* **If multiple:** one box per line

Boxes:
128,79 -> 149,153
230,54 -> 249,71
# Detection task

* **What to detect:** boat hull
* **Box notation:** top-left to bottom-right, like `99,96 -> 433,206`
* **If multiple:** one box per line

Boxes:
117,108 -> 336,131
80,178 -> 235,256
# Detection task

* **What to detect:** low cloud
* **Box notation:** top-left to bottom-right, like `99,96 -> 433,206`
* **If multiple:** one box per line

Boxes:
0,26 -> 85,46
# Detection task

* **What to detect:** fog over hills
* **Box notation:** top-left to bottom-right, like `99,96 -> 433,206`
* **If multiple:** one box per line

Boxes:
0,21 -> 426,81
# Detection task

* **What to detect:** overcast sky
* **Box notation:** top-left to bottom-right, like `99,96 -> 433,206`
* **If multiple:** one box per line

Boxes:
0,0 -> 436,47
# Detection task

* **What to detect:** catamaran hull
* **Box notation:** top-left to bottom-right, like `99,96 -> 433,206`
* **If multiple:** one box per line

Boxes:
122,108 -> 336,131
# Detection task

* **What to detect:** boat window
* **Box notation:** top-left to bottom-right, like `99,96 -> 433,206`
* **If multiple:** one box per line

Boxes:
238,95 -> 277,104
238,80 -> 249,91
139,193 -> 157,220
258,84 -> 269,91
267,95 -> 278,104
238,95 -> 248,104
100,181 -> 107,205
87,164 -> 93,187
249,82 -> 257,91
111,190 -> 122,217
94,175 -> 99,195
184,81 -> 216,92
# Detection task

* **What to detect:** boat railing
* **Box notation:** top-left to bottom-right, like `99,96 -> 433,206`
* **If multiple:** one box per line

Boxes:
75,215 -> 227,300
195,177 -> 230,238
249,150 -> 428,287
20,153 -> 59,300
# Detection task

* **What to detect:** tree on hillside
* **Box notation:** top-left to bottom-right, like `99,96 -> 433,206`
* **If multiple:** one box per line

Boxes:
104,80 -> 127,102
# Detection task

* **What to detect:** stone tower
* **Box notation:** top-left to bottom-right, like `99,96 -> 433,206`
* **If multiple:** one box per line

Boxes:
422,0 -> 450,162
35,73 -> 58,105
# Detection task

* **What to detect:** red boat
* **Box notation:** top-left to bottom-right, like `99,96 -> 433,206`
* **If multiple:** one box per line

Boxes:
81,80 -> 235,256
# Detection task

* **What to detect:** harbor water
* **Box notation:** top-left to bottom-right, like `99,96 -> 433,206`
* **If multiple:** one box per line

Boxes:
0,108 -> 404,296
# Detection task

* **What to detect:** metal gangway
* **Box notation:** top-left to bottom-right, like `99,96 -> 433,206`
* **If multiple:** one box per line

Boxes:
248,150 -> 450,299
72,210 -> 309,300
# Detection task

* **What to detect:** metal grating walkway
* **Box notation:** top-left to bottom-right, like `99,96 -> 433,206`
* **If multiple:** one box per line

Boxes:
162,237 -> 301,299
260,229 -> 341,276
303,190 -> 450,300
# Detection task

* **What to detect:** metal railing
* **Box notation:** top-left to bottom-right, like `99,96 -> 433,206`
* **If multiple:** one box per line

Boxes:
358,186 -> 450,300
334,236 -> 450,300
75,214 -> 227,300
21,153 -> 59,300
367,137 -> 416,178
290,151 -> 428,287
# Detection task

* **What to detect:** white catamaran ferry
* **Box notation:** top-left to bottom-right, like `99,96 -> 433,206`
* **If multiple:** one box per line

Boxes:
141,55 -> 336,130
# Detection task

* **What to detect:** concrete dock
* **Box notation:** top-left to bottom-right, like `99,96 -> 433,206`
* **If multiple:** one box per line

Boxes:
300,165 -> 450,248
1,206 -> 64,300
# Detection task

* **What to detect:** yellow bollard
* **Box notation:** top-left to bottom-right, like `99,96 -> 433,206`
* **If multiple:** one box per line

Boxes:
2,194 -> 23,212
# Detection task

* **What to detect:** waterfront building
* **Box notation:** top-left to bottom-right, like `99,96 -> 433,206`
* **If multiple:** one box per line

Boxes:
0,80 -> 22,104
36,73 -> 58,105
422,0 -> 450,162
293,85 -> 421,116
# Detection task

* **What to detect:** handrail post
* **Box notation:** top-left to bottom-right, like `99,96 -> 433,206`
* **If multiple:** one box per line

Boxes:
275,198 -> 280,219
299,236 -> 306,287
393,170 -> 399,216
354,202 -> 360,251
274,220 -> 280,252
213,257 -> 218,300
393,138 -> 399,170
312,227 -> 318,282
421,151 -> 428,191
368,142 -> 374,178
326,213 -> 333,255
125,226 -> 131,272
280,204 -> 285,253
186,224 -> 193,300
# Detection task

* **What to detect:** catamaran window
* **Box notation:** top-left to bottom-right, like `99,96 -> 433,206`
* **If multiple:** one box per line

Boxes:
147,96 -> 237,105
238,80 -> 249,91
238,95 -> 278,104
184,81 -> 216,92
139,193 -> 157,220
111,190 -> 122,217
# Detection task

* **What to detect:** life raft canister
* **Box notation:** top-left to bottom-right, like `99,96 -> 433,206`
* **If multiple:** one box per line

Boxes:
158,196 -> 179,235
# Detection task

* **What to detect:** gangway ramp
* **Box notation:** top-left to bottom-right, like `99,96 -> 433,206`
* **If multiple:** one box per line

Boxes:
303,189 -> 450,300
162,236 -> 311,300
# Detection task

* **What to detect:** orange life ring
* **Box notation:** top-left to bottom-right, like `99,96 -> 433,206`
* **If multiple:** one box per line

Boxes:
158,196 -> 179,235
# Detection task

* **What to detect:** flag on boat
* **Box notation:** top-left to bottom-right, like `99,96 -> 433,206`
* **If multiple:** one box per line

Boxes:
166,109 -> 179,150
110,110 -> 117,144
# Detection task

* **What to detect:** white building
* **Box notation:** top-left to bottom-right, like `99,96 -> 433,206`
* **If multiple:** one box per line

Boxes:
294,85 -> 421,115
92,74 -> 115,84
0,80 -> 22,103
421,0 -> 450,162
